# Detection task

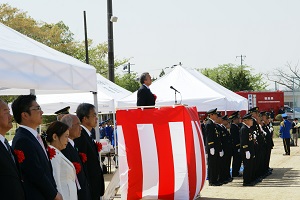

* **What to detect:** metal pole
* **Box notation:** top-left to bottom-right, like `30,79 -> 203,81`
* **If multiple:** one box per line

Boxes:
83,11 -> 89,64
107,0 -> 115,82
293,77 -> 295,119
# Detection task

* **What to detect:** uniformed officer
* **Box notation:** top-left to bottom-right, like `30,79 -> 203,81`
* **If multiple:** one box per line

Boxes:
240,113 -> 255,186
219,115 -> 233,183
260,111 -> 274,176
205,108 -> 223,186
249,106 -> 265,182
55,106 -> 70,121
229,112 -> 242,177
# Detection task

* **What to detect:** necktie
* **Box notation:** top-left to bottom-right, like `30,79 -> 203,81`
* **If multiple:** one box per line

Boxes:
4,139 -> 15,163
37,134 -> 48,158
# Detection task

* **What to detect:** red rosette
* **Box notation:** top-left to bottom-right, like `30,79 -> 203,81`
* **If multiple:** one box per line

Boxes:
153,94 -> 157,101
47,146 -> 56,160
79,152 -> 87,163
72,162 -> 81,174
95,141 -> 102,152
14,149 -> 25,163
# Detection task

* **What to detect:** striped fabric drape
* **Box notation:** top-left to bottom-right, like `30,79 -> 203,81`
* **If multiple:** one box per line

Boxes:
117,106 -> 206,200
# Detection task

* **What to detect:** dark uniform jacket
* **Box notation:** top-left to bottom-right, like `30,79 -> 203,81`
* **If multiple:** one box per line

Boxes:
0,140 -> 25,200
230,123 -> 240,151
137,84 -> 155,106
205,119 -> 222,153
240,123 -> 255,157
12,127 -> 57,200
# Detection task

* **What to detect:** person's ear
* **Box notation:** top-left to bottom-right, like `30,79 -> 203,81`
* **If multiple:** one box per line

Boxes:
53,133 -> 58,141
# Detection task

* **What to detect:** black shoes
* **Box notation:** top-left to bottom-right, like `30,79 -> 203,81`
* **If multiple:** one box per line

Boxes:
243,182 -> 255,186
209,182 -> 223,186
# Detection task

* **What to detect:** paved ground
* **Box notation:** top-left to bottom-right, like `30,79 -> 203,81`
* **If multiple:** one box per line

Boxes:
104,138 -> 300,199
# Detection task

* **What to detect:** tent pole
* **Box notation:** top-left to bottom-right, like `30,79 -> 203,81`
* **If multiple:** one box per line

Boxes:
93,92 -> 100,141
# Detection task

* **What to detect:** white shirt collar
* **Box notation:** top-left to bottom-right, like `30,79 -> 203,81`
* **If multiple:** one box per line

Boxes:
143,84 -> 150,89
81,125 -> 92,137
0,135 -> 6,149
242,122 -> 250,128
68,138 -> 75,147
19,125 -> 39,139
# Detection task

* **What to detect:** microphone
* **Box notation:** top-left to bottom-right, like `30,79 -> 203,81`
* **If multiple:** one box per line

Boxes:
170,86 -> 180,93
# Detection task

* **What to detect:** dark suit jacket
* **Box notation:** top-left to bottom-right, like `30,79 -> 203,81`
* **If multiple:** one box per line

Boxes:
137,84 -> 155,106
0,141 -> 25,200
74,128 -> 105,200
61,142 -> 92,200
205,119 -> 222,153
12,127 -> 57,200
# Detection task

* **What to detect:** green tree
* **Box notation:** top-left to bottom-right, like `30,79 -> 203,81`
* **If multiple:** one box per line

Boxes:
115,73 -> 140,92
197,64 -> 267,91
0,3 -> 129,79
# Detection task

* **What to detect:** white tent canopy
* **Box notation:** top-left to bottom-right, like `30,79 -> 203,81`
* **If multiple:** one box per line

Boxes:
0,23 -> 97,93
117,66 -> 248,112
37,74 -> 132,114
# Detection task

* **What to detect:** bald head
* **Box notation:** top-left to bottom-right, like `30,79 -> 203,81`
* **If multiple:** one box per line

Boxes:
61,114 -> 81,140
0,99 -> 13,135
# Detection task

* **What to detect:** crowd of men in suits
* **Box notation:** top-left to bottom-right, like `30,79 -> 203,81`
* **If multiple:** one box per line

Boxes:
202,106 -> 274,187
0,95 -> 105,200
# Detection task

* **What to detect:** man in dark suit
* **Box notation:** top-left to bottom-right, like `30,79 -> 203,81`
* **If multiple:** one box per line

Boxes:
61,114 -> 92,200
0,99 -> 25,200
74,103 -> 105,200
137,72 -> 156,106
11,94 -> 62,200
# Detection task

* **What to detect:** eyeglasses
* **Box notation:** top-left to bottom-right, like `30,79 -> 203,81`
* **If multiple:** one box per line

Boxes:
30,106 -> 42,111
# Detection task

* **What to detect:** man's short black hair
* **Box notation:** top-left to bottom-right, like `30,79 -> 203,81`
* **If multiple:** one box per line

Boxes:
12,94 -> 36,124
76,103 -> 95,122
139,72 -> 150,84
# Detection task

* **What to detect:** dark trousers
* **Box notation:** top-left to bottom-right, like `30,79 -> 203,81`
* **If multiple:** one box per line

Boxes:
208,154 -> 220,184
232,149 -> 242,177
283,138 -> 290,155
243,156 -> 254,184
265,147 -> 272,170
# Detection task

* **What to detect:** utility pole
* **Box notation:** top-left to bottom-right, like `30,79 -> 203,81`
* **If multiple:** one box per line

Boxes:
236,55 -> 246,66
107,0 -> 115,82
83,11 -> 89,64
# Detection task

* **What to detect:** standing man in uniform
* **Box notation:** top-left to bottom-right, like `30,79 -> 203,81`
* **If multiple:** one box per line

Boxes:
230,112 -> 242,177
280,114 -> 292,155
137,72 -> 156,106
205,108 -> 223,186
240,113 -> 255,186
0,99 -> 26,200
219,115 -> 233,183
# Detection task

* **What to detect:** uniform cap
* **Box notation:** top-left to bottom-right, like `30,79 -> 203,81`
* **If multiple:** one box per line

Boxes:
222,115 -> 229,120
54,106 -> 70,115
231,111 -> 240,116
217,111 -> 222,117
207,108 -> 217,114
242,113 -> 252,120
249,107 -> 259,113
228,114 -> 238,120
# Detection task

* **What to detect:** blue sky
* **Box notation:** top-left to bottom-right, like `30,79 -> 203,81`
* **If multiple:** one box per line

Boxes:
3,0 -> 300,89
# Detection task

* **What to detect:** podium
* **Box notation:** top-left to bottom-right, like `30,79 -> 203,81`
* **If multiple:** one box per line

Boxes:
116,105 -> 206,200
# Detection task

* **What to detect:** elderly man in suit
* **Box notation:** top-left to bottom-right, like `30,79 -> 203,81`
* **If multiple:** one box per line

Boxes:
137,72 -> 156,106
0,99 -> 25,200
61,114 -> 92,200
74,103 -> 105,200
11,94 -> 62,200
